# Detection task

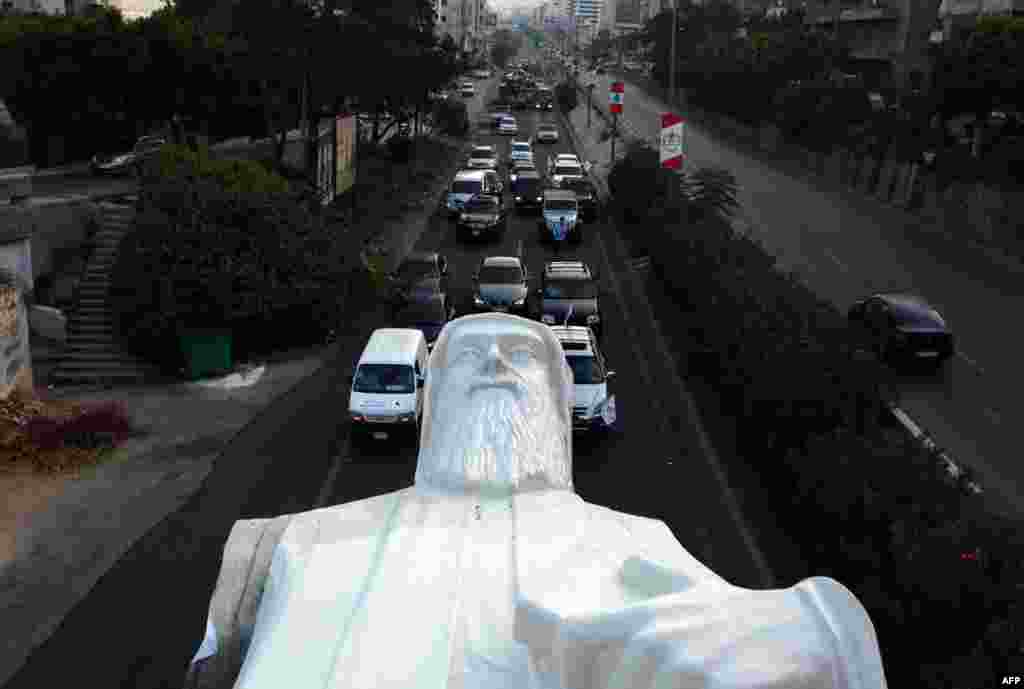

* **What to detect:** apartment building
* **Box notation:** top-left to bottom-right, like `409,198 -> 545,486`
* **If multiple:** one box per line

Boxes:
433,0 -> 492,57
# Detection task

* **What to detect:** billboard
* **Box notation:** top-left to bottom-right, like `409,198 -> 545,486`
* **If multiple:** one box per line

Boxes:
316,118 -> 336,205
335,114 -> 357,196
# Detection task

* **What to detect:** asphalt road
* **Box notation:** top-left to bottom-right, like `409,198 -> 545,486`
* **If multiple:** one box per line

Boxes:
31,170 -> 138,200
580,68 -> 1024,522
4,64 -> 767,689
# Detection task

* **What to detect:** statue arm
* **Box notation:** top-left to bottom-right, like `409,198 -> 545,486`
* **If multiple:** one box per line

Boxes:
183,514 -> 297,689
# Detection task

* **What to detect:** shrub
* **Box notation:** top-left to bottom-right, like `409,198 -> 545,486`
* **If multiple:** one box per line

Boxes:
111,145 -> 356,373
26,400 -> 132,450
607,142 -> 1024,686
432,99 -> 469,136
555,80 -> 578,113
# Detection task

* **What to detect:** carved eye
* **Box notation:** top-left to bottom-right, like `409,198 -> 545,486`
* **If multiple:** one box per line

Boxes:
506,346 -> 537,364
453,346 -> 484,364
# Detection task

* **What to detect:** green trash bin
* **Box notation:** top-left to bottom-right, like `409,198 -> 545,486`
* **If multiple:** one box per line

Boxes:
179,329 -> 233,380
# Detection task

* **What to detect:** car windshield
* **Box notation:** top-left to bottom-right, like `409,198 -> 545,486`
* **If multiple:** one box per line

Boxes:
395,260 -> 437,282
353,364 -> 414,394
539,126 -> 556,133
479,266 -> 522,283
451,181 -> 482,194
889,300 -> 941,326
554,165 -> 581,176
544,280 -> 596,299
465,198 -> 498,212
514,178 -> 542,194
501,118 -> 516,126
395,302 -> 446,325
545,199 -> 577,211
472,148 -> 494,156
512,144 -> 531,153
566,355 -> 605,384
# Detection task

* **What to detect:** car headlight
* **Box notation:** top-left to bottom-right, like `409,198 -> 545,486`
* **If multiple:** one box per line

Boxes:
536,196 -> 542,201
586,314 -> 600,324
515,195 -> 522,201
459,214 -> 469,222
397,412 -> 416,423
513,298 -> 526,306
474,295 -> 486,305
541,314 -> 556,324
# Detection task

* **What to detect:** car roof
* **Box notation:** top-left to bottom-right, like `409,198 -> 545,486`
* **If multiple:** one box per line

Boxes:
482,255 -> 522,267
549,325 -> 596,350
544,189 -> 577,201
556,154 -> 579,160
466,194 -> 499,204
544,260 -> 592,278
360,328 -> 424,364
512,140 -> 531,146
500,115 -> 516,121
537,123 -> 557,130
874,293 -> 941,320
454,169 -> 489,181
515,171 -> 542,180
403,251 -> 438,264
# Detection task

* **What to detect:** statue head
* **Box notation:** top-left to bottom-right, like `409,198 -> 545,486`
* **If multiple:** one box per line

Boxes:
415,313 -> 574,496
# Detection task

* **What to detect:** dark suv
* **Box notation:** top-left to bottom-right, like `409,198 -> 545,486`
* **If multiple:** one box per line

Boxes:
536,260 -> 603,337
511,171 -> 544,212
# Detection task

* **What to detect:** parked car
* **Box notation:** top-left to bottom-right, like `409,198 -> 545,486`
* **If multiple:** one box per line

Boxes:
511,171 -> 545,212
392,294 -> 456,350
460,82 -> 475,97
472,256 -> 530,315
538,260 -> 603,336
560,178 -> 599,222
91,135 -> 167,176
498,116 -> 519,135
535,124 -> 559,144
847,292 -> 955,368
538,189 -> 582,244
549,325 -> 616,432
457,194 -> 508,242
388,251 -> 449,308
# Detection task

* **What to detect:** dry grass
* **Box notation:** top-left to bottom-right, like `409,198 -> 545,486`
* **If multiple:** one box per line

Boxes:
0,392 -> 111,475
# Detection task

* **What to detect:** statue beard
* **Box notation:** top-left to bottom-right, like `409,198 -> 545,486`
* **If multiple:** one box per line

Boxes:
417,383 -> 571,496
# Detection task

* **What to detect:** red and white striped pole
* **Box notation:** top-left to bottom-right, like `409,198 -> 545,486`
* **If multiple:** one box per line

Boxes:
609,81 -> 624,160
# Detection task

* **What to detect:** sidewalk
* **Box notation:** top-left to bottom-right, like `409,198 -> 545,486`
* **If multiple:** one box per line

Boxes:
0,348 -> 324,686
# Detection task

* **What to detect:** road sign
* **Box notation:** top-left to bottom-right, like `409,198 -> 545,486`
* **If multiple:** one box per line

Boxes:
660,112 -> 685,170
609,81 -> 624,114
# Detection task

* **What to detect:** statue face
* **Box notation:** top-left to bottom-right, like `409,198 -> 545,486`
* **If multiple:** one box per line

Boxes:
416,314 -> 573,495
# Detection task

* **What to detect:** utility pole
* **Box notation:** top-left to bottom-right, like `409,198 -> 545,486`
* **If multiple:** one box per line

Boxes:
611,111 -> 617,160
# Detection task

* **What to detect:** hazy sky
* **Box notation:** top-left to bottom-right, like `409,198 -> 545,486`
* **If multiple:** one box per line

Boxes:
116,0 -> 541,21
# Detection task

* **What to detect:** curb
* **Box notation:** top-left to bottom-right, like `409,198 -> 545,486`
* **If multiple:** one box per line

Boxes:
887,403 -> 984,496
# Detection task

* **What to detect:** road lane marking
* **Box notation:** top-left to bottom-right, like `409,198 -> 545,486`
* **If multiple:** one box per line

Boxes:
982,406 -> 1002,425
594,221 -> 775,588
315,445 -> 346,509
823,249 -> 848,273
957,351 -> 985,376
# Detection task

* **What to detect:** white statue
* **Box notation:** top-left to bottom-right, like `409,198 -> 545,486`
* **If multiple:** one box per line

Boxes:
186,313 -> 888,689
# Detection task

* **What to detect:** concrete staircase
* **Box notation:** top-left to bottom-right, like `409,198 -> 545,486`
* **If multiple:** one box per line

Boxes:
51,199 -> 166,386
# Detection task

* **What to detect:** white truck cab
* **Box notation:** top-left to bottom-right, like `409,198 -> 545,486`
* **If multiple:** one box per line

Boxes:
349,328 -> 430,441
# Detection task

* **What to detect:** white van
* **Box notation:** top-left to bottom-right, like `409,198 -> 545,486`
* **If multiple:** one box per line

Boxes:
349,328 -> 430,441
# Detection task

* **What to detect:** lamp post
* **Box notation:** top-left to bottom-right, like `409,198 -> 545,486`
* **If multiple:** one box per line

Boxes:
587,82 -> 595,128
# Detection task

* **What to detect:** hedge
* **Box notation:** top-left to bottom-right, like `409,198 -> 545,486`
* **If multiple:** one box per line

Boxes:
606,142 -> 1024,686
111,144 -> 366,374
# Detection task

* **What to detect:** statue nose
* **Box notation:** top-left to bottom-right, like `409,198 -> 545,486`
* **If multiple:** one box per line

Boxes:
485,342 -> 510,376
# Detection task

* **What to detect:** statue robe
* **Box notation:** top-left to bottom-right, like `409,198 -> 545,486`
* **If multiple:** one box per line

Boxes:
186,487 -> 887,689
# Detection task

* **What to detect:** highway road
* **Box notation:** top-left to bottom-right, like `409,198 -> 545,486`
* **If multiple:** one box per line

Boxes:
581,67 -> 1024,522
320,72 -> 773,589
3,59 -> 771,689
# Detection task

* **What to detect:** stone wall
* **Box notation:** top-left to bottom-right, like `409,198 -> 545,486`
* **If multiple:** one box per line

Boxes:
0,239 -> 34,399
